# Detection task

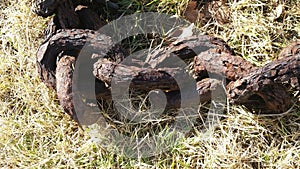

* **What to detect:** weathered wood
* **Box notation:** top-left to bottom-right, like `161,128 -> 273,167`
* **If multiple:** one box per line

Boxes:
43,16 -> 61,41
36,0 -> 106,40
56,55 -> 107,124
33,0 -> 62,17
33,0 -> 119,18
196,78 -> 225,103
194,49 -> 256,81
75,5 -> 105,30
279,40 -> 300,58
34,0 -> 300,123
35,0 -> 108,90
227,54 -> 300,112
56,55 -> 76,118
169,35 -> 234,57
93,58 -> 187,92
36,29 -> 113,89
183,0 -> 230,25
37,27 -> 300,119
56,0 -> 80,28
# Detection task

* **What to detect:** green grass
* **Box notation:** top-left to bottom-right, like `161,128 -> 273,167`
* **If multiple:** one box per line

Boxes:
0,0 -> 300,168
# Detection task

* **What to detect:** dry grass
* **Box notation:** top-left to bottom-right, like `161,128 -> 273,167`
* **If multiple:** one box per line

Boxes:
0,0 -> 299,168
